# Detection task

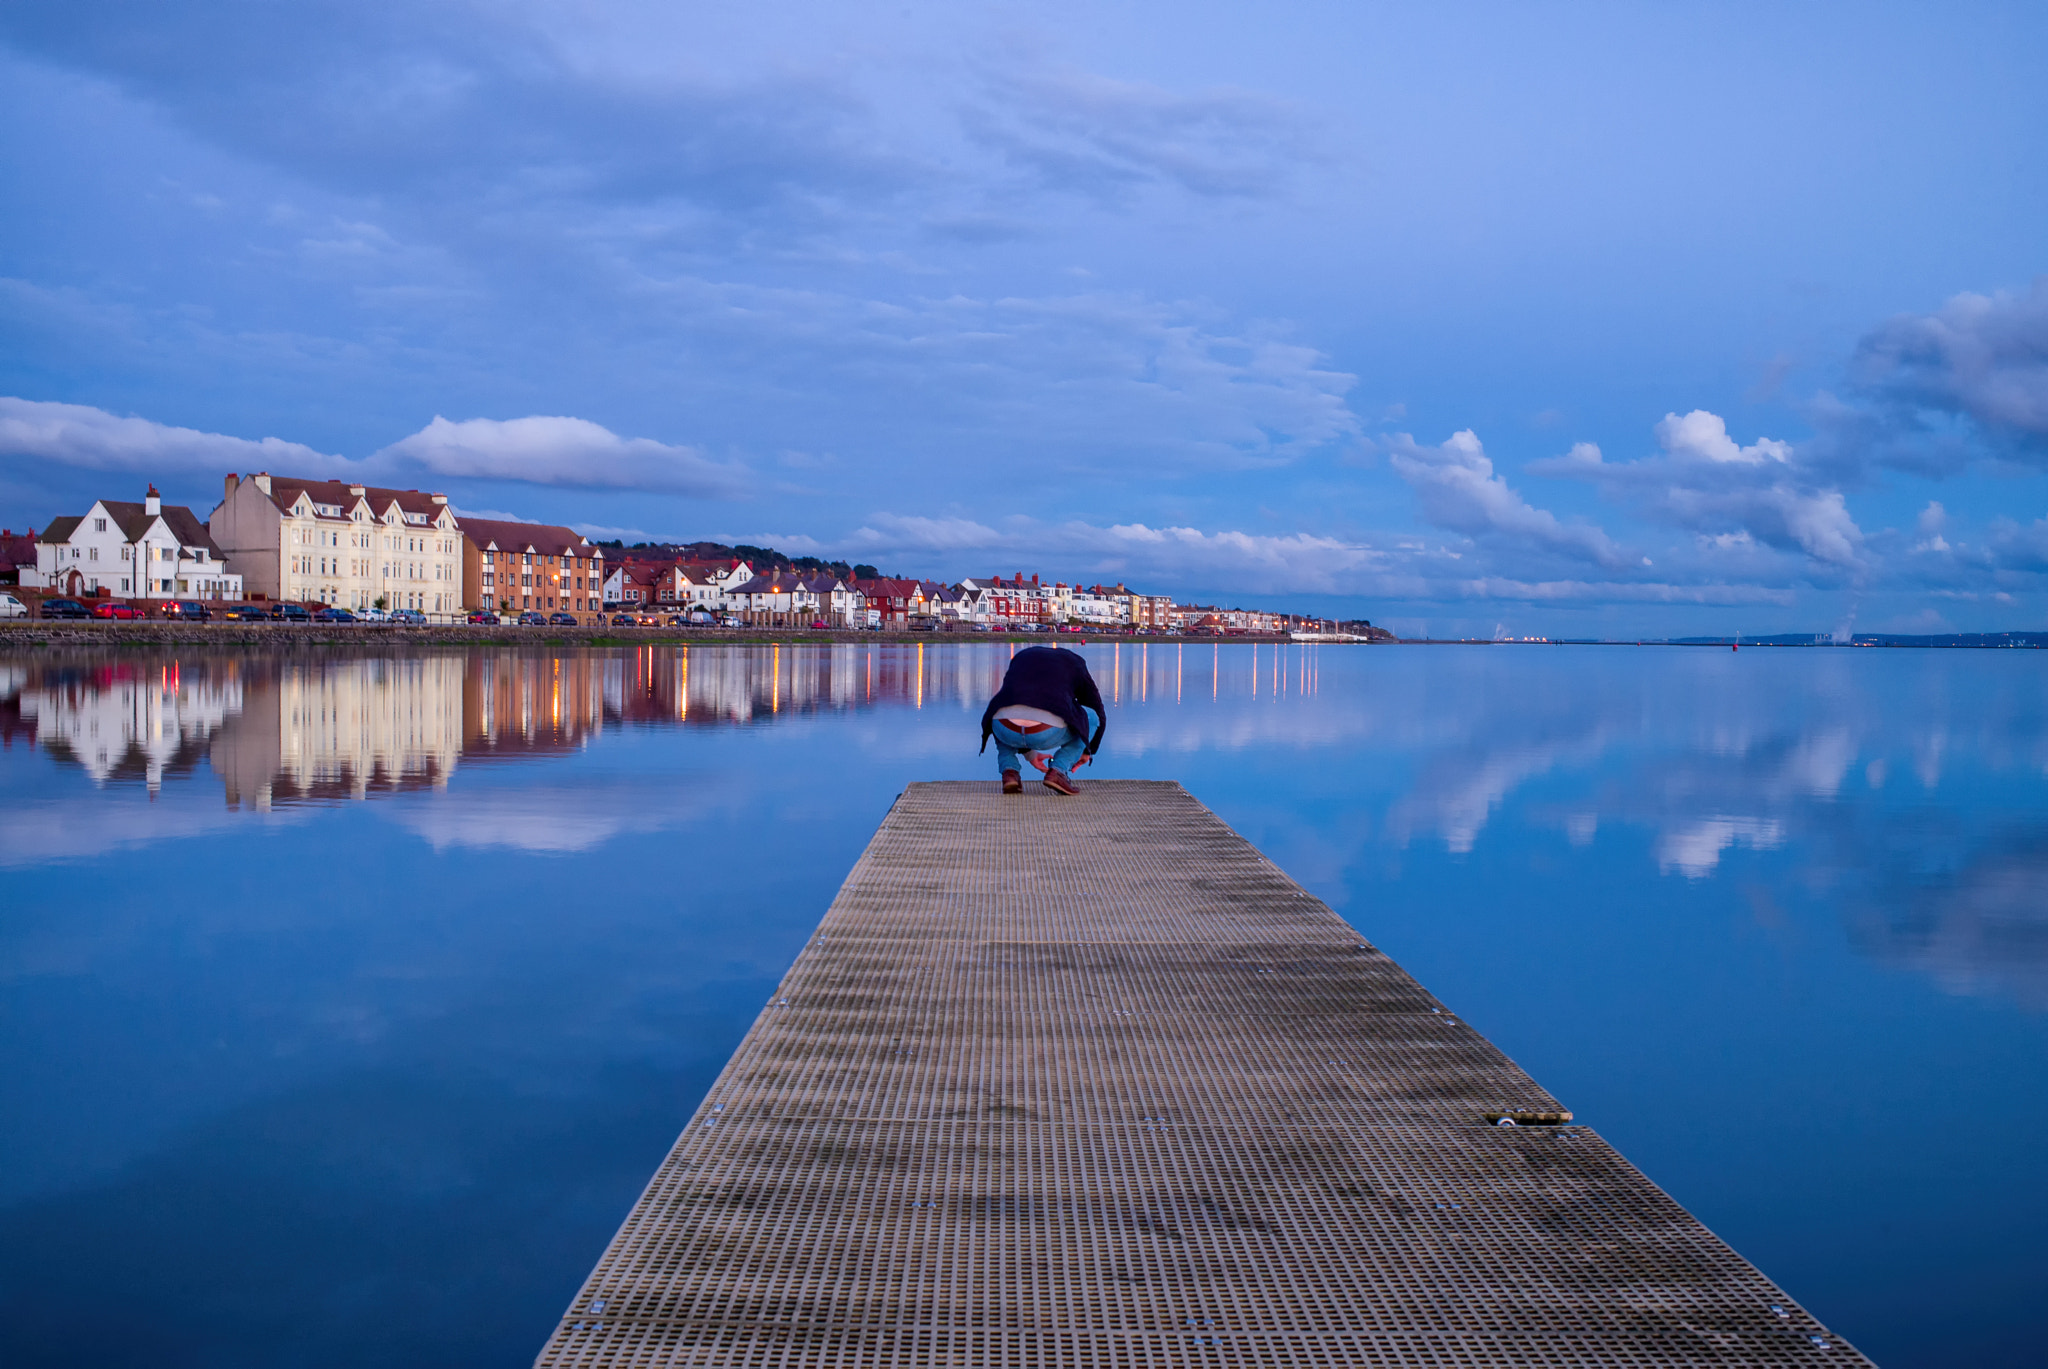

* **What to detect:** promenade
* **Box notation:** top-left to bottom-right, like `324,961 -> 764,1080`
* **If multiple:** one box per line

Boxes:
539,780 -> 1866,1366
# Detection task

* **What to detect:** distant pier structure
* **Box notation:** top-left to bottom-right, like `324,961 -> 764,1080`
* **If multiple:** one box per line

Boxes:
539,780 -> 1866,1367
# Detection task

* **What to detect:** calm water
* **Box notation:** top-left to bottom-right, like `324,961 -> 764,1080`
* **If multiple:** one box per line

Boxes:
3,642 -> 2044,1367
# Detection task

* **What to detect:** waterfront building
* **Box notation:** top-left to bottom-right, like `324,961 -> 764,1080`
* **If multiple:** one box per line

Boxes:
208,473 -> 462,613
458,517 -> 604,616
851,577 -> 924,628
959,574 -> 1048,625
23,487 -> 244,601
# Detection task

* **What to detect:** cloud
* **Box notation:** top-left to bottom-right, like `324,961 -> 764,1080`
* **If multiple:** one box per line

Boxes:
1385,429 -> 1630,568
964,64 -> 1327,204
839,508 -> 1791,604
1849,276 -> 2048,463
0,395 -> 334,476
848,514 -> 1004,551
374,415 -> 749,496
629,283 -> 1364,471
0,398 -> 751,500
1537,411 -> 1865,572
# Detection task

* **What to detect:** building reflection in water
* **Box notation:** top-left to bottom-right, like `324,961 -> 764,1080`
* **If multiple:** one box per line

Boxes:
2,644 -> 1101,807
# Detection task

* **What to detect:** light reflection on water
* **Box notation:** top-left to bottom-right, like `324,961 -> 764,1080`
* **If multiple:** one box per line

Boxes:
1,642 -> 2044,1367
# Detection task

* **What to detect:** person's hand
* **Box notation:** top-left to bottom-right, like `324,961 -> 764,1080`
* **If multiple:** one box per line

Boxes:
1027,752 -> 1052,773
1071,752 -> 1091,769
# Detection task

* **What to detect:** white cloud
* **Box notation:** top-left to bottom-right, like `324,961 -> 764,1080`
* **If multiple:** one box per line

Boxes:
374,415 -> 750,497
0,396 -> 335,476
1536,410 -> 1865,572
1654,409 -> 1794,466
1385,429 -> 1629,567
0,398 -> 755,502
1912,500 -> 1951,554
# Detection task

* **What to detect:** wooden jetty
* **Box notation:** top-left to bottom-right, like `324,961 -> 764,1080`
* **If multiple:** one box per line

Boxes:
539,780 -> 1868,1367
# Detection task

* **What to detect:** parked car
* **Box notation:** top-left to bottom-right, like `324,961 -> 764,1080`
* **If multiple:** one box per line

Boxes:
609,612 -> 641,627
158,600 -> 210,621
358,607 -> 393,623
0,591 -> 30,619
92,601 -> 145,620
971,622 -> 991,632
517,610 -> 548,625
810,619 -> 831,629
270,602 -> 312,622
39,598 -> 90,619
391,609 -> 426,625
549,612 -> 578,626
312,607 -> 357,623
465,610 -> 499,625
220,603 -> 269,621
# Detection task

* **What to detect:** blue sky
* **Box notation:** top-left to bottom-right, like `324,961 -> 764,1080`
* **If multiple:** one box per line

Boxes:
2,0 -> 2045,635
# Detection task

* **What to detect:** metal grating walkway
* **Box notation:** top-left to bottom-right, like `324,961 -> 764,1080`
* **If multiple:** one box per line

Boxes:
538,781 -> 1869,1367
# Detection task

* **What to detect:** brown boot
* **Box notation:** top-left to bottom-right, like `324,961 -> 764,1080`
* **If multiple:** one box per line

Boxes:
1041,768 -> 1079,796
1002,771 -> 1023,794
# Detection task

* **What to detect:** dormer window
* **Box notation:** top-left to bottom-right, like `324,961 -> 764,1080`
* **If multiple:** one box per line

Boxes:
94,517 -> 107,532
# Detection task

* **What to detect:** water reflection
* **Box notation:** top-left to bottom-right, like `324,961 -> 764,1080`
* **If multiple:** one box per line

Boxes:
3,641 -> 2045,1369
4,644 -> 2044,1002
0,645 -> 1037,809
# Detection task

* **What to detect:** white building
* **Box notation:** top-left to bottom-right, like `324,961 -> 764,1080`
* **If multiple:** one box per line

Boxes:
24,487 -> 243,600
209,473 -> 463,614
10,655 -> 243,790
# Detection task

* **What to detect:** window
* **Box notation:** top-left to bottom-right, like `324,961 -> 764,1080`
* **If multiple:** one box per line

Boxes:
95,517 -> 108,532
89,547 -> 98,561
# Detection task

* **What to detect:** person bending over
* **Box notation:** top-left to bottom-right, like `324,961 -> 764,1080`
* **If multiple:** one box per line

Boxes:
979,645 -> 1106,796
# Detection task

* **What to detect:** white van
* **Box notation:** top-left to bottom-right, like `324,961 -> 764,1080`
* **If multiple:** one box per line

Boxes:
0,591 -> 27,619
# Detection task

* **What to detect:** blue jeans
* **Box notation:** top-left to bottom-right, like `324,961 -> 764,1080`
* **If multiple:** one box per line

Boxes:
993,708 -> 1098,777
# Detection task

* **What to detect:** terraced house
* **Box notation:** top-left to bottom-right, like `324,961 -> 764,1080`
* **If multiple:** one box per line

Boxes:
209,473 -> 464,613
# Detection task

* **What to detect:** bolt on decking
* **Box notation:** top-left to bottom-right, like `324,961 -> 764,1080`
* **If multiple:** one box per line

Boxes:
539,780 -> 1869,1367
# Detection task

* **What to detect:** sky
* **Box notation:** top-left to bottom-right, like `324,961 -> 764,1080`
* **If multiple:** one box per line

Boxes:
2,0 -> 2045,637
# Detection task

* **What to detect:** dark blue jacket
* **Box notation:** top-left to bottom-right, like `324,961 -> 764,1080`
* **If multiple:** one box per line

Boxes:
979,646 -> 1107,756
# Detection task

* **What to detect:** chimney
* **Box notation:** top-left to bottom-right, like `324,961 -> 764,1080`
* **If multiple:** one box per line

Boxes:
145,485 -> 161,517
348,485 -> 365,497
224,473 -> 240,500
252,472 -> 272,494
431,494 -> 447,505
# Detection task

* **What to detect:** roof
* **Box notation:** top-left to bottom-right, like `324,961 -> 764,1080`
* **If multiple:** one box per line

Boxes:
38,501 -> 224,556
851,577 -> 922,598
458,516 -> 594,557
100,499 -> 223,554
240,474 -> 454,526
731,570 -> 817,595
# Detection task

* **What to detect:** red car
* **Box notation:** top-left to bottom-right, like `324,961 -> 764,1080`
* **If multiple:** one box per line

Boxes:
91,601 -> 145,620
